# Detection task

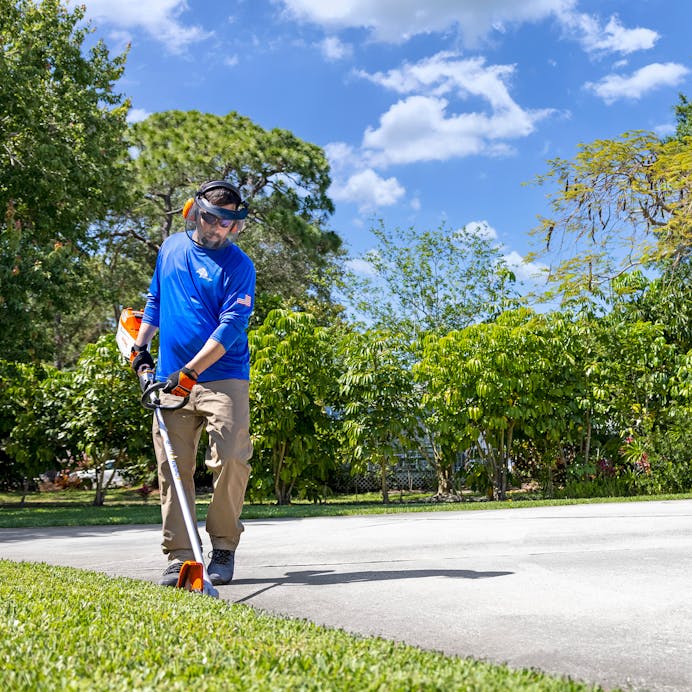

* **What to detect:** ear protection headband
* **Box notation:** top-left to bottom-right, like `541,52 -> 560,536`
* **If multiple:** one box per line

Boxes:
182,180 -> 249,224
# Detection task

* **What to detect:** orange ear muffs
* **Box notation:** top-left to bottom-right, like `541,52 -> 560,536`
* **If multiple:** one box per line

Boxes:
182,198 -> 195,219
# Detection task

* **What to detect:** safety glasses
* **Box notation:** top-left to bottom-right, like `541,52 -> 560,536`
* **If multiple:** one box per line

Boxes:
200,211 -> 236,228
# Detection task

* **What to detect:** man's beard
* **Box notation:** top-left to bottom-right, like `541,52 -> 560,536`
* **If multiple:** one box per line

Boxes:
197,234 -> 227,249
193,227 -> 230,249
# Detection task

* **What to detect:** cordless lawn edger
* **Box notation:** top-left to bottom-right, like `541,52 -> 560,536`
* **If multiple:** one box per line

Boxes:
117,308 -> 219,598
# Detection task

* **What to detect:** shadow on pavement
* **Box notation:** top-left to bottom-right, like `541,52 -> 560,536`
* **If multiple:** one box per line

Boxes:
0,525 -> 156,542
231,568 -> 513,602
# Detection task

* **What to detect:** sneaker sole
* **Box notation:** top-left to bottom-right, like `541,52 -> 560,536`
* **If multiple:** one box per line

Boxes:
209,575 -> 233,586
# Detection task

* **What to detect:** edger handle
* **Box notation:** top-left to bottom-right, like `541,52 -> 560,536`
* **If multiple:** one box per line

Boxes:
138,371 -> 189,411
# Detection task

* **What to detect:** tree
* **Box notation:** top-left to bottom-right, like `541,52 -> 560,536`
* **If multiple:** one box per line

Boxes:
0,361 -> 70,497
0,336 -> 153,503
673,93 -> 692,139
59,335 -> 153,506
349,220 -> 517,342
529,129 -> 691,302
603,261 -> 692,355
409,305 -> 578,499
0,0 -> 131,365
338,330 -> 419,504
342,219 -> 519,496
118,111 -> 344,323
585,317 -> 675,434
249,310 -> 338,504
416,310 -> 577,500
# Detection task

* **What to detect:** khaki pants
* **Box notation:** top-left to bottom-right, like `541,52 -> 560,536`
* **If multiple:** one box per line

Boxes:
152,378 -> 253,563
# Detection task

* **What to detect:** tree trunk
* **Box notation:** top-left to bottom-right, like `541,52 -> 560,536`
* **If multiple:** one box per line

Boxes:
491,428 -> 508,501
541,443 -> 560,498
93,488 -> 105,506
20,477 -> 29,506
53,313 -> 64,370
275,483 -> 292,505
475,440 -> 496,500
273,442 -> 289,504
584,411 -> 592,468
380,462 -> 389,504
92,466 -> 108,506
497,425 -> 513,501
436,463 -> 455,496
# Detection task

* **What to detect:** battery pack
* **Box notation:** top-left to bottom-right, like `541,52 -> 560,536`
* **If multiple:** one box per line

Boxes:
116,307 -> 145,360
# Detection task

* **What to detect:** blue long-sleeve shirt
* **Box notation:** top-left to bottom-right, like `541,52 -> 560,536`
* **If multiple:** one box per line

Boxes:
142,232 -> 255,382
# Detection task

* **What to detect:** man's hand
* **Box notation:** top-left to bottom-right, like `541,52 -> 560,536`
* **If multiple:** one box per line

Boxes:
163,367 -> 198,398
131,345 -> 154,374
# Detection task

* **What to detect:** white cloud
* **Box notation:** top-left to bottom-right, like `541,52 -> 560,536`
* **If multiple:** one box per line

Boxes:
324,141 -> 365,175
356,53 -> 517,109
459,221 -> 549,282
280,1 -> 661,62
503,250 -> 549,282
126,107 -> 150,124
329,168 -> 406,211
224,54 -> 239,68
103,29 -> 132,54
74,0 -> 211,52
563,13 -> 659,55
463,220 -> 498,241
346,258 -> 378,277
319,36 -> 353,61
362,96 -> 482,164
324,141 -> 356,164
280,0 -> 573,45
358,53 -> 553,166
460,221 -> 549,283
654,122 -> 676,137
585,62 -> 690,104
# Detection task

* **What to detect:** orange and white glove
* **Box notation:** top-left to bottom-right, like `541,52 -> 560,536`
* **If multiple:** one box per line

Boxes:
162,367 -> 197,398
130,345 -> 154,374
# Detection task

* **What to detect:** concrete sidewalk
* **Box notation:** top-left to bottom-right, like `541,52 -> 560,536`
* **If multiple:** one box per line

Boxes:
2,499 -> 692,691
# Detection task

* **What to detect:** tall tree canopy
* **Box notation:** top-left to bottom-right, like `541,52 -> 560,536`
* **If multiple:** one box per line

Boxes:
674,94 -> 692,139
529,107 -> 691,301
120,110 -> 344,320
349,220 -> 518,342
0,0 -> 130,364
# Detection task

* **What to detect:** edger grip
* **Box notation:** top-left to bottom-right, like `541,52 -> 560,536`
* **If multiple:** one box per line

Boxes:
139,372 -> 189,411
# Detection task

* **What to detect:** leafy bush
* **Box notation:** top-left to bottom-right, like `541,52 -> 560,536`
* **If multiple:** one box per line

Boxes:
646,427 -> 692,493
556,477 -> 636,499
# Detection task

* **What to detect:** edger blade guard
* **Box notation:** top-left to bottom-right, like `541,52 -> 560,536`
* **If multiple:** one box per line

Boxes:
177,561 -> 219,597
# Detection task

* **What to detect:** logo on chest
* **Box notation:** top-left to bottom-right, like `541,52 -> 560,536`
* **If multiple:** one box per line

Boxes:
196,267 -> 212,282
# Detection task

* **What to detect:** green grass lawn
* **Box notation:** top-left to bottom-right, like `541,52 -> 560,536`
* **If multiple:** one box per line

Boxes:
0,560 -> 604,691
2,487 -> 691,529
3,489 -> 687,690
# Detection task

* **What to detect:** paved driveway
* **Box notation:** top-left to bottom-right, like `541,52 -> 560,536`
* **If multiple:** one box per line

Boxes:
2,499 -> 691,691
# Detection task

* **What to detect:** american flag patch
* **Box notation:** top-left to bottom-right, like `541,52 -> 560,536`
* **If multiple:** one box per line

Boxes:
236,294 -> 252,307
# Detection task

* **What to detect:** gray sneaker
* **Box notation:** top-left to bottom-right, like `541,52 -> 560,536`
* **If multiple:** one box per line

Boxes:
207,549 -> 235,585
158,561 -> 183,587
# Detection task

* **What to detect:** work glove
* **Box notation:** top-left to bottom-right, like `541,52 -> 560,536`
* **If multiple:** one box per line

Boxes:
131,344 -> 154,374
162,367 -> 197,398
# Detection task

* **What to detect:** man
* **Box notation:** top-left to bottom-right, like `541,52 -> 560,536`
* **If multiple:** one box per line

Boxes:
131,180 -> 255,587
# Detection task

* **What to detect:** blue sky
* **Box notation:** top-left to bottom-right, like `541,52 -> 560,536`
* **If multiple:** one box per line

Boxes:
76,0 -> 691,285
